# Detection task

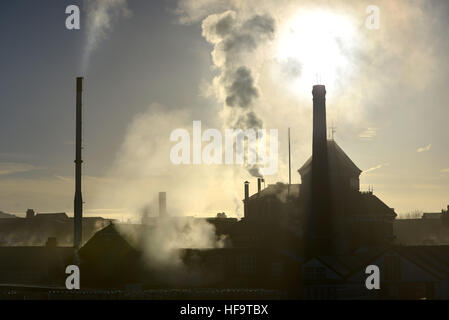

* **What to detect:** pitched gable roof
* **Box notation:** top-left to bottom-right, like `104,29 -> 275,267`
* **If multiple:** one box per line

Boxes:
79,222 -> 137,259
298,140 -> 362,177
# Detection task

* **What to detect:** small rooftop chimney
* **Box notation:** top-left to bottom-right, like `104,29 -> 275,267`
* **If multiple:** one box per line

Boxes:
257,178 -> 262,193
159,192 -> 167,217
244,181 -> 249,218
26,209 -> 35,219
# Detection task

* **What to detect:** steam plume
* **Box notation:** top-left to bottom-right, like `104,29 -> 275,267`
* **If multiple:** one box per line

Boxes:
81,0 -> 131,72
201,11 -> 275,130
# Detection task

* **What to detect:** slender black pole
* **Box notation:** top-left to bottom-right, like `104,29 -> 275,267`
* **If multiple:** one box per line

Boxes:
288,128 -> 291,185
74,77 -> 83,249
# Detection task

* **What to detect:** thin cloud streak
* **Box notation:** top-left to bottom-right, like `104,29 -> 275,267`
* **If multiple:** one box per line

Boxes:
0,163 -> 39,176
362,163 -> 389,175
417,144 -> 431,153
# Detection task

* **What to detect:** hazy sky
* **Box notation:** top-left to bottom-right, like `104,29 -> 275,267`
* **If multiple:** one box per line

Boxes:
0,0 -> 448,219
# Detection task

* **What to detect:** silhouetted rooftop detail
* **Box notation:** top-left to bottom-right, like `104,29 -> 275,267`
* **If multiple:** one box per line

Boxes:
347,192 -> 396,218
298,140 -> 362,177
248,183 -> 300,201
34,213 -> 69,221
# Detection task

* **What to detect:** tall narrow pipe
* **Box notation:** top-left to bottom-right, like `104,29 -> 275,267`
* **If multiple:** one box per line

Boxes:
244,181 -> 249,218
288,127 -> 291,185
159,192 -> 167,217
74,77 -> 83,249
257,178 -> 262,193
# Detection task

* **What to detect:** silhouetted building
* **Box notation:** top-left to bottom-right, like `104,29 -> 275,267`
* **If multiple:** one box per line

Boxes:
394,205 -> 449,245
0,210 -> 110,247
244,85 -> 396,255
0,241 -> 74,286
245,183 -> 300,224
1,83 -> 446,300
79,223 -> 141,288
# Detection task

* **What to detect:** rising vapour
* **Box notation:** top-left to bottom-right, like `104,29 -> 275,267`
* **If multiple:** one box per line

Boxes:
87,0 -> 447,266
201,10 -> 275,130
175,0 -> 444,209
81,0 -> 131,73
117,213 -> 227,284
201,11 -> 276,177
90,104 -> 241,273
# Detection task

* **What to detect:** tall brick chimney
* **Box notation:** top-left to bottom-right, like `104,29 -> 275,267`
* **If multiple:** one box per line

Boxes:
309,85 -> 332,253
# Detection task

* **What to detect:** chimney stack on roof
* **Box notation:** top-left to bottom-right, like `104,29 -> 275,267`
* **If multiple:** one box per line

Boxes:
26,209 -> 35,219
244,181 -> 249,218
312,85 -> 328,167
309,84 -> 332,253
159,192 -> 167,217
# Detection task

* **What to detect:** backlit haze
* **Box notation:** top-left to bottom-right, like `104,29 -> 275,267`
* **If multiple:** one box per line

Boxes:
0,0 -> 448,221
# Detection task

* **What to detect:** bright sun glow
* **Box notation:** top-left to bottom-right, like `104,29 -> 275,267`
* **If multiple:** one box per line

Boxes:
275,9 -> 359,94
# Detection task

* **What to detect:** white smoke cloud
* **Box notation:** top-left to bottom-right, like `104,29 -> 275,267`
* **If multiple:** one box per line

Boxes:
81,0 -> 131,72
417,144 -> 432,153
201,11 -> 275,129
88,103 -> 239,276
175,0 -> 443,187
90,103 -> 247,219
117,215 -> 227,282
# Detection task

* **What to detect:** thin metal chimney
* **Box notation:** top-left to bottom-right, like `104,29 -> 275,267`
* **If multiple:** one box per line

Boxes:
288,127 -> 291,185
257,178 -> 262,193
74,77 -> 83,249
288,127 -> 292,196
244,181 -> 249,218
159,192 -> 167,217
